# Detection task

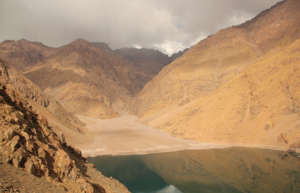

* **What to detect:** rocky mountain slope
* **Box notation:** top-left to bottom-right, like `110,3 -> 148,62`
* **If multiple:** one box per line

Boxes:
135,0 -> 300,150
0,39 -> 55,71
24,39 -> 136,118
0,61 -> 130,193
0,39 -> 173,118
0,60 -> 86,144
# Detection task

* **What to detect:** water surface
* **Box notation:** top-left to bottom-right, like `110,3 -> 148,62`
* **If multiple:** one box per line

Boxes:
88,148 -> 300,193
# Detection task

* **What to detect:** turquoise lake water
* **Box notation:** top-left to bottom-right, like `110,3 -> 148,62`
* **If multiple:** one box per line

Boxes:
88,148 -> 300,193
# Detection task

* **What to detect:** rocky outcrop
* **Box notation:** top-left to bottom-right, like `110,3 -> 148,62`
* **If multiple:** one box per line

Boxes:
0,61 -> 130,193
0,82 -> 93,192
1,60 -> 83,129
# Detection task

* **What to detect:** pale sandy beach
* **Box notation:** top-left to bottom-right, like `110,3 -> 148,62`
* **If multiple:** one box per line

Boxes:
77,115 -> 288,157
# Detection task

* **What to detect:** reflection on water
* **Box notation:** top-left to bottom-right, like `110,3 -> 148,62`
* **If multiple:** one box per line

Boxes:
88,148 -> 300,193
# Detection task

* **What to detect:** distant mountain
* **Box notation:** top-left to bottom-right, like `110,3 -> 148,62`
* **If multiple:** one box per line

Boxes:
0,38 -> 177,118
115,47 -> 182,92
0,39 -> 54,71
170,48 -> 188,61
115,47 -> 171,76
92,42 -> 113,52
22,39 -> 140,118
134,0 -> 300,150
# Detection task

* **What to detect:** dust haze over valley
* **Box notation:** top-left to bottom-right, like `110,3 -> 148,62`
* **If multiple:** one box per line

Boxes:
1,0 -> 300,193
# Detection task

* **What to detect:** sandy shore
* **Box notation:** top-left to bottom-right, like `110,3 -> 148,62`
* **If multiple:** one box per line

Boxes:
76,115 -> 290,157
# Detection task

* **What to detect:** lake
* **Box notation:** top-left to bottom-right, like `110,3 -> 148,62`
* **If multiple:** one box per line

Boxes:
88,148 -> 300,193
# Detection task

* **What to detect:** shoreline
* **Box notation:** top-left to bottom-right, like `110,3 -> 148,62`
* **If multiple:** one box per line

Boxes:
76,115 -> 298,158
82,143 -> 291,158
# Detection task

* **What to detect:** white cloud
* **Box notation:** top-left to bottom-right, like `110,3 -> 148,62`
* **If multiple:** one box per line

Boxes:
154,41 -> 186,56
132,44 -> 143,49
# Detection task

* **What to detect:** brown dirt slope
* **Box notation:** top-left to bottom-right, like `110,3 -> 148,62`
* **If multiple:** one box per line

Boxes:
0,61 -> 130,193
135,0 -> 300,149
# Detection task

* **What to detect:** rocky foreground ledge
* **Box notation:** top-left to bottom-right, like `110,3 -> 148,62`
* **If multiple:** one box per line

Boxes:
0,62 -> 130,193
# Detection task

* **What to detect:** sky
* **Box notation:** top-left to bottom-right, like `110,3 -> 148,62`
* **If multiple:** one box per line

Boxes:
0,0 -> 281,55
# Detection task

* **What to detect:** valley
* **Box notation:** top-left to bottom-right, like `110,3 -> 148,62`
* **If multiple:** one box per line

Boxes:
1,0 -> 300,192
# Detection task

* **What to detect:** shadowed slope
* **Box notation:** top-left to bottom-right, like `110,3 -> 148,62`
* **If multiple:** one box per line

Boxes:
23,39 -> 140,118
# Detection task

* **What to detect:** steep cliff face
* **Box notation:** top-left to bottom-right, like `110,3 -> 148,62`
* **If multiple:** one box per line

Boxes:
0,61 -> 130,193
134,0 -> 300,149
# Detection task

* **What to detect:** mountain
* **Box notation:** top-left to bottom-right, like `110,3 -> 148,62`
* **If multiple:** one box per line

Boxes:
134,0 -> 300,150
0,39 -> 171,118
0,39 -> 54,71
92,42 -> 113,52
169,48 -> 188,61
115,47 -> 172,81
24,39 -> 134,118
0,60 -> 130,193
3,39 -> 143,118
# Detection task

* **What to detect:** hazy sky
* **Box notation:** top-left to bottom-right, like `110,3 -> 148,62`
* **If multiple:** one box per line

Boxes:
0,0 -> 281,55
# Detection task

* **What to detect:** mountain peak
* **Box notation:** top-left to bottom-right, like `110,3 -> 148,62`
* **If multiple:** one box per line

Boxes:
69,38 -> 91,46
92,42 -> 112,52
18,38 -> 31,44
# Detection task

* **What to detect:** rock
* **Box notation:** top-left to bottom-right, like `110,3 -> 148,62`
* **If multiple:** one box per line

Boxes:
37,148 -> 46,159
20,131 -> 30,141
24,159 -> 35,174
11,148 -> 26,168
76,178 -> 94,193
8,135 -> 20,152
0,127 -> 15,142
54,149 -> 72,179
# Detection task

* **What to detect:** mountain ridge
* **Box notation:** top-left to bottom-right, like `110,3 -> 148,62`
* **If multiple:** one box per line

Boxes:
134,0 -> 300,150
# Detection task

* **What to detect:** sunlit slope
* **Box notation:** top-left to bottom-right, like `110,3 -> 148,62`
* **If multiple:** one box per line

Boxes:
135,0 -> 300,149
149,40 -> 300,148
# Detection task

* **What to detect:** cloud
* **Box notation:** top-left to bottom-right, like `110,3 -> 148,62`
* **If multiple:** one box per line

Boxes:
0,0 -> 282,54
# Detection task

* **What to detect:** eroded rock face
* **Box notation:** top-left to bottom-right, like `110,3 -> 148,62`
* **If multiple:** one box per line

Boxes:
0,58 -> 84,134
0,62 -> 101,193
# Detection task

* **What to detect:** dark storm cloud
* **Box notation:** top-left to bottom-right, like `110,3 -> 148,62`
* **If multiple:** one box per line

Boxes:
0,0 -> 281,55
